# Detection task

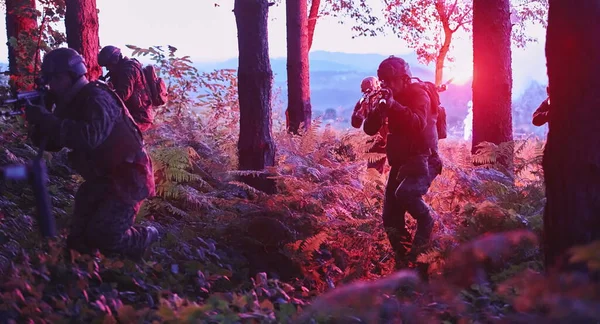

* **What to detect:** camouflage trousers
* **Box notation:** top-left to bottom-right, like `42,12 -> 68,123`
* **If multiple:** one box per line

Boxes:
382,152 -> 442,262
66,177 -> 151,259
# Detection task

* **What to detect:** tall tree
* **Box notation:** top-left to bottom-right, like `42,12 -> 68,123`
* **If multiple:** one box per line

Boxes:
543,0 -> 600,271
234,0 -> 277,193
307,0 -> 321,50
286,0 -> 312,134
384,0 -> 472,86
5,0 -> 39,91
328,0 -> 547,86
471,0 -> 513,160
65,0 -> 101,80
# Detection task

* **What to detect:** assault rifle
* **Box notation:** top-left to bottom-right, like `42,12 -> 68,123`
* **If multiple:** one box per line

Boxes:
0,78 -> 49,118
365,77 -> 453,113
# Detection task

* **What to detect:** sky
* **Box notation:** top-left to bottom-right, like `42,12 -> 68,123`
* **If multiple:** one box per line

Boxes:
0,0 -> 548,95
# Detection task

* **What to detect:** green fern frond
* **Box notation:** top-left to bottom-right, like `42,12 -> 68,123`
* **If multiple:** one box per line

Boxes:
156,181 -> 182,199
136,200 -> 154,221
227,181 -> 263,195
164,168 -> 201,183
164,202 -> 188,218
473,141 -> 498,165
227,170 -> 266,178
299,122 -> 320,154
299,232 -> 329,254
365,152 -> 386,164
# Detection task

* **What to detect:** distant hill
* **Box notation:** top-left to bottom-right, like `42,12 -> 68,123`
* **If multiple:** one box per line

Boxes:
195,50 -> 433,80
193,50 -> 467,129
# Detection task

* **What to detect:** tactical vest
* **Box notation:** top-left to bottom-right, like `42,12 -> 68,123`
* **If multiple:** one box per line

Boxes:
67,81 -> 145,176
385,83 -> 439,166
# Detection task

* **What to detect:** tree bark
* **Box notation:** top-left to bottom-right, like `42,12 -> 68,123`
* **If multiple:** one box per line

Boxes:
286,0 -> 312,134
471,0 -> 513,166
543,1 -> 600,272
234,0 -> 277,194
435,27 -> 452,87
65,0 -> 101,81
307,0 -> 321,51
5,0 -> 39,91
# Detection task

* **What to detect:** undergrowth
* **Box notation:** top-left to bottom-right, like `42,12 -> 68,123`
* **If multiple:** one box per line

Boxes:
0,48 -> 599,323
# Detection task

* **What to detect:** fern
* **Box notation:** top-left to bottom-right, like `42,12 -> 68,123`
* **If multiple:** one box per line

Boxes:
299,232 -> 329,254
150,146 -> 203,200
226,170 -> 267,178
227,180 -> 263,196
285,232 -> 329,260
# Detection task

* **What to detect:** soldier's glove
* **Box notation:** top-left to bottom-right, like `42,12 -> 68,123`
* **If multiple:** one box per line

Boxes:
377,88 -> 395,114
25,99 -> 61,135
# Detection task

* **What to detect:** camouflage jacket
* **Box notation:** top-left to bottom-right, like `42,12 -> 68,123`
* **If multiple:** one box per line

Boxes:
363,82 -> 438,166
108,57 -> 154,129
31,79 -> 155,202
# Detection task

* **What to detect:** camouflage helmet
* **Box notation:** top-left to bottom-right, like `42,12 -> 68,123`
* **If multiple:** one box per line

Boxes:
360,76 -> 380,93
98,45 -> 122,66
41,47 -> 87,81
377,55 -> 412,83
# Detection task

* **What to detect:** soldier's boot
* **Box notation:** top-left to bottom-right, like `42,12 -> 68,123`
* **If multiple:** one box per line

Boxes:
408,212 -> 434,263
384,227 -> 413,270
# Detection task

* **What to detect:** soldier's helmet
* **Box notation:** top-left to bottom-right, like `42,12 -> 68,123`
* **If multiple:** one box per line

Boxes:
377,55 -> 412,83
360,76 -> 380,93
98,45 -> 122,67
41,47 -> 87,82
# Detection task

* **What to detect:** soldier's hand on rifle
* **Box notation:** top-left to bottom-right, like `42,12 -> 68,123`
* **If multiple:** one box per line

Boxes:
24,99 -> 60,134
377,88 -> 394,112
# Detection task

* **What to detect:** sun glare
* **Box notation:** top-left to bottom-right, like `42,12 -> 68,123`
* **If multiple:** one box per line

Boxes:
443,36 -> 473,86
446,65 -> 473,85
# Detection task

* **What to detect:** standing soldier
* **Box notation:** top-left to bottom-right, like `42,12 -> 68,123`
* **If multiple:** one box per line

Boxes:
24,47 -> 159,259
98,45 -> 154,131
363,56 -> 442,268
352,76 -> 388,174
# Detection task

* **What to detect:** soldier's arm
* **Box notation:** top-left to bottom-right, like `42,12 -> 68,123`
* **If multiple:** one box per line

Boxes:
112,64 -> 137,101
363,105 -> 384,136
351,100 -> 365,128
532,99 -> 550,126
387,88 -> 428,133
56,95 -> 118,151
28,125 -> 63,152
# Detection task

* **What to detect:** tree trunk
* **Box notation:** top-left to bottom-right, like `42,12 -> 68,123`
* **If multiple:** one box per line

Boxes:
435,27 -> 452,87
471,0 -> 513,167
65,0 -> 101,81
5,0 -> 39,91
543,0 -> 600,272
286,0 -> 312,134
307,0 -> 321,51
234,0 -> 277,194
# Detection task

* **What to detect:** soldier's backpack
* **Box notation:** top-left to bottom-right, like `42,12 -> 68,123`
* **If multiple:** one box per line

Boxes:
414,80 -> 448,140
131,59 -> 168,107
142,64 -> 168,107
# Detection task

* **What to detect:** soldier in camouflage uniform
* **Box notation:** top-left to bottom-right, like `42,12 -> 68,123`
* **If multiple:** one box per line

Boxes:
363,56 -> 442,268
98,45 -> 154,131
25,47 -> 159,259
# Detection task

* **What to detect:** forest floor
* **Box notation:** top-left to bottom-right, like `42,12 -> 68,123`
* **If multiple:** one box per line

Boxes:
1,114 -> 599,323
